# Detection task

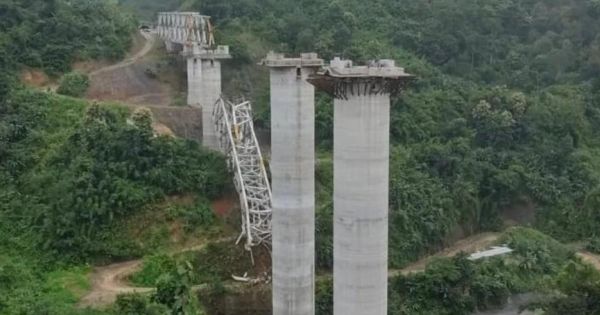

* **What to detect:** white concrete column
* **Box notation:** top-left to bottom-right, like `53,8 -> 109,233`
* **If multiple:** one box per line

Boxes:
199,59 -> 222,150
269,65 -> 318,315
333,85 -> 390,315
186,56 -> 202,107
165,40 -> 175,53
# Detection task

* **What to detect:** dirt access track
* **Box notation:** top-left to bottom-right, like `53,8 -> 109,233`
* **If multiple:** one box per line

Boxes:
78,233 -> 502,308
78,230 -> 600,309
78,237 -> 236,308
85,30 -> 204,141
78,260 -> 153,307
86,29 -> 171,105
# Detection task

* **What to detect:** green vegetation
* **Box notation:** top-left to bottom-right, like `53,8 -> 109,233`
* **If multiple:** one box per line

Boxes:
315,228 -> 593,314
0,1 -> 229,312
0,89 -> 229,313
0,0 -> 135,77
0,254 -> 97,314
114,294 -> 170,315
119,0 -> 183,22
0,2 -> 140,310
587,238 -> 600,254
1,91 -> 229,261
179,0 -> 600,269
130,254 -> 177,287
57,72 -> 90,97
166,198 -> 216,233
541,262 -> 600,315
3,0 -> 600,313
116,263 -> 205,314
153,262 -> 205,315
389,228 -> 577,314
131,241 -> 254,289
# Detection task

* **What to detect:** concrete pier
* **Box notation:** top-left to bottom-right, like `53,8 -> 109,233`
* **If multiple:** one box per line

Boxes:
165,40 -> 176,53
199,59 -> 222,149
158,12 -> 231,149
186,55 -> 202,107
262,52 -> 324,315
183,44 -> 230,149
309,58 -> 412,315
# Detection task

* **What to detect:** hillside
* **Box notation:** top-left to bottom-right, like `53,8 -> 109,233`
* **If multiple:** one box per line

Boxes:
2,0 -> 600,314
0,1 -> 231,314
169,0 -> 600,265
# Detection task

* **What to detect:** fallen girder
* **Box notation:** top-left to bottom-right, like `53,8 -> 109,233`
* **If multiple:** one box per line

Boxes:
213,98 -> 272,251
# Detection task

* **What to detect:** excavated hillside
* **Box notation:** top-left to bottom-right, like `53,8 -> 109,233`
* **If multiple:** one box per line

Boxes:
85,30 -> 203,141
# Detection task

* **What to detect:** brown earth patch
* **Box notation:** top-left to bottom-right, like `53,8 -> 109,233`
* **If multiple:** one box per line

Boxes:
578,251 -> 600,271
20,68 -> 58,91
152,122 -> 175,137
212,196 -> 238,218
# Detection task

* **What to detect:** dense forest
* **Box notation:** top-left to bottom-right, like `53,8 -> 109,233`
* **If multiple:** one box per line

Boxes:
168,0 -> 600,313
193,0 -> 600,257
184,0 -> 600,263
0,0 -> 228,313
2,0 -> 600,314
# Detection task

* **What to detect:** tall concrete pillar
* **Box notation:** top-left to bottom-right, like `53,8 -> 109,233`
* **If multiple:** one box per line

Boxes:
183,45 -> 230,150
165,40 -> 175,53
262,52 -> 324,315
186,54 -> 202,107
199,59 -> 222,149
308,58 -> 412,315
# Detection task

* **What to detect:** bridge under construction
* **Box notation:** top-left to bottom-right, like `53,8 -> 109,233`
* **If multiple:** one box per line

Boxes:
157,11 -> 413,315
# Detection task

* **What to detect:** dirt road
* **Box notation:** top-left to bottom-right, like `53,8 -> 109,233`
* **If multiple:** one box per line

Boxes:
78,233 -> 501,308
394,232 -> 502,276
78,238 -> 234,308
78,231 -> 600,309
78,260 -> 153,308
89,29 -> 156,77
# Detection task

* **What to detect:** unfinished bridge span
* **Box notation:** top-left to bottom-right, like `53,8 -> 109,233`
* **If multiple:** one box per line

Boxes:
157,13 -> 271,251
157,11 -> 418,315
157,12 -> 231,150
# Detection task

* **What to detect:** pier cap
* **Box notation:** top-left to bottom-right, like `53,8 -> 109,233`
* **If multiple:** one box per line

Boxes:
182,44 -> 232,59
261,51 -> 324,68
307,57 -> 414,99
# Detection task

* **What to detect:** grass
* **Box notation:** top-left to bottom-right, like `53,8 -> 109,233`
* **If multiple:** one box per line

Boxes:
130,254 -> 176,287
45,266 -> 93,305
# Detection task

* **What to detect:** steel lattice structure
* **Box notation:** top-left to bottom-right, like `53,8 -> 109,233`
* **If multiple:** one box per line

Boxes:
213,98 -> 272,250
157,12 -> 215,47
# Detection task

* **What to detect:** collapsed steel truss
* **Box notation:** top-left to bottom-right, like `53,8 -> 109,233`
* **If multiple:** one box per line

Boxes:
213,98 -> 272,250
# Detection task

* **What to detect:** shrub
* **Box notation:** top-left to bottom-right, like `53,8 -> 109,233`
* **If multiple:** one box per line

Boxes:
130,254 -> 177,287
38,105 -> 228,259
499,227 -> 575,275
586,237 -> 600,254
542,262 -> 600,315
57,72 -> 90,97
115,294 -> 149,314
115,293 -> 169,315
166,199 -> 215,233
153,262 -> 203,314
315,279 -> 333,315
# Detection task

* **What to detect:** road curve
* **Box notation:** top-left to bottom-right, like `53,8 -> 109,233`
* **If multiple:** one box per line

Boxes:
78,238 -> 235,308
89,29 -> 156,77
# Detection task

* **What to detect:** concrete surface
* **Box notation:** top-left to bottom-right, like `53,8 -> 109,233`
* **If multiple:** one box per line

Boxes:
333,89 -> 390,315
266,53 -> 323,315
200,59 -> 222,150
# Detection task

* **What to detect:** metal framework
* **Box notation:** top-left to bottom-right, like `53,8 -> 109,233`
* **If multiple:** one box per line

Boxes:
213,98 -> 272,250
157,12 -> 215,47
